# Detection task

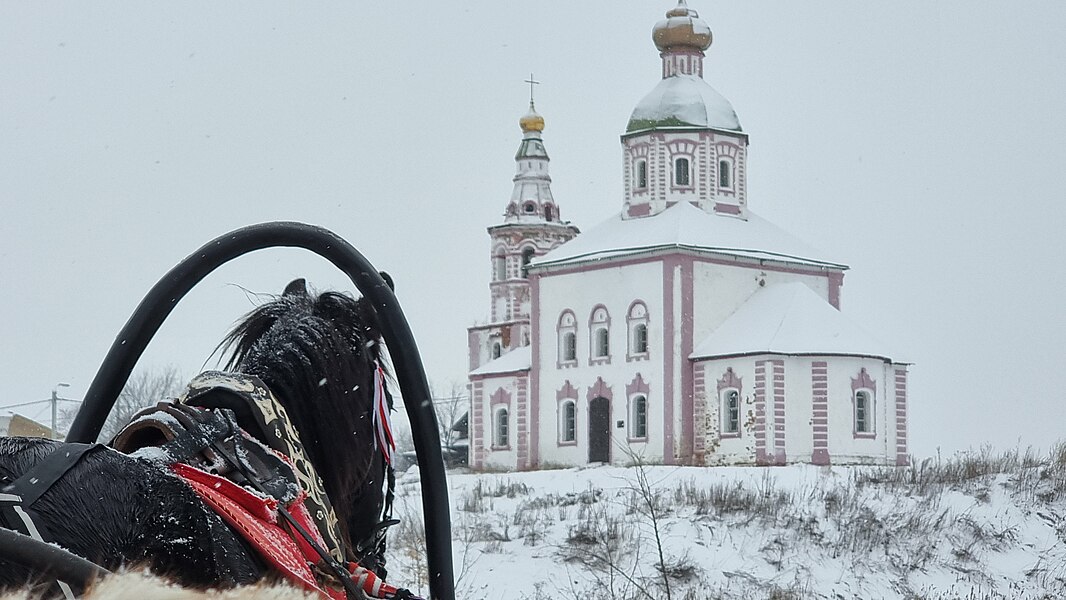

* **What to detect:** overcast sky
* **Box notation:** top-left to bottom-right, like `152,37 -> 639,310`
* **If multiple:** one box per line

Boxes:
2,1 -> 1064,459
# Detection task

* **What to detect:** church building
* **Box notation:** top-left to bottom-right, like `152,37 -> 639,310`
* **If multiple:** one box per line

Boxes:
467,1 -> 909,470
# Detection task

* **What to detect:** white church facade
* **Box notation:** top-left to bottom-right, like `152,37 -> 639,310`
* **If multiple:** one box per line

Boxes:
467,1 -> 909,470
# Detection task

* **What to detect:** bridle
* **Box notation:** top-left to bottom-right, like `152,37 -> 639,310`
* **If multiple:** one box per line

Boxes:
60,223 -> 455,599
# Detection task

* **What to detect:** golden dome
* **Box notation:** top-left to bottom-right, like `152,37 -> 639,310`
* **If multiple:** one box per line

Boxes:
519,103 -> 545,133
653,1 -> 712,52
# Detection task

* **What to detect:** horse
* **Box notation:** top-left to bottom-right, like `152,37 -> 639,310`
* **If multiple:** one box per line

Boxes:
0,279 -> 404,598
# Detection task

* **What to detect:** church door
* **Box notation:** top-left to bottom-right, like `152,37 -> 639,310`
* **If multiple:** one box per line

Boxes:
588,397 -> 611,463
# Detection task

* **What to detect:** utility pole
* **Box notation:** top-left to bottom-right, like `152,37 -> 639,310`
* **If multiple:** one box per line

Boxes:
51,382 -> 70,440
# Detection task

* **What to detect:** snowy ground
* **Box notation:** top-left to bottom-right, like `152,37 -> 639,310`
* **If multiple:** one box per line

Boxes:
385,446 -> 1066,599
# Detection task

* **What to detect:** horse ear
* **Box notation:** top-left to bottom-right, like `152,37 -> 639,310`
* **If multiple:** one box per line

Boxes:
283,278 -> 308,297
378,271 -> 395,291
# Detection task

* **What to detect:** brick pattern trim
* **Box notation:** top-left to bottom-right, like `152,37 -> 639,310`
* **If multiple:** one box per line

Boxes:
754,361 -> 767,465
693,363 -> 706,464
771,360 -> 786,465
517,377 -> 529,467
471,380 -> 485,467
811,361 -> 830,465
895,368 -> 909,466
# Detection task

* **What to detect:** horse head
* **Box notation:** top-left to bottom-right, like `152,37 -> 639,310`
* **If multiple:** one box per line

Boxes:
219,278 -> 391,561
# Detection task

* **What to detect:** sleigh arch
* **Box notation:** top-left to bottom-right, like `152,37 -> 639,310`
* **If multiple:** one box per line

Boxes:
0,223 -> 455,600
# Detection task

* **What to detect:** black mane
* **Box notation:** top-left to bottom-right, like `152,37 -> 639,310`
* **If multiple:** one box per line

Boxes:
220,279 -> 387,554
0,279 -> 395,593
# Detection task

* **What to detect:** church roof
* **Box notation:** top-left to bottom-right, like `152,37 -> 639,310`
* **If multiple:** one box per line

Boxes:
469,345 -> 532,376
690,282 -> 901,362
533,201 -> 847,270
627,74 -> 742,133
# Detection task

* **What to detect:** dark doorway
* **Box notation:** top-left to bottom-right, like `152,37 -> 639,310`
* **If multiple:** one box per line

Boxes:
588,397 -> 611,463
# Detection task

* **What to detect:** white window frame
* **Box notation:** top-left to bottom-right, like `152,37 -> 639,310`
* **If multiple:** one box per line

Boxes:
626,301 -> 650,361
559,399 -> 577,444
720,388 -> 741,437
635,159 -> 648,190
557,310 -> 578,367
718,158 -> 734,190
673,156 -> 692,188
629,395 -> 648,441
588,305 -> 611,365
493,407 -> 510,449
853,388 -> 875,438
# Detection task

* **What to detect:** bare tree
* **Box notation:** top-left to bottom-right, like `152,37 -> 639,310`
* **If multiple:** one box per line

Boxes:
432,379 -> 468,448
61,366 -> 183,442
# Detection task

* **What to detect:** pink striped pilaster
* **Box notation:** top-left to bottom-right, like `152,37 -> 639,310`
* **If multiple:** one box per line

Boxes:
772,360 -> 786,465
692,363 -> 706,465
529,274 -> 541,467
516,376 -> 529,469
895,368 -> 909,466
811,361 -> 829,465
754,361 -> 768,465
471,380 -> 485,467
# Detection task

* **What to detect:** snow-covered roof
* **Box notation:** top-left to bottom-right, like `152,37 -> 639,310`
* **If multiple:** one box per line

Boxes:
690,282 -> 901,362
533,201 -> 846,270
469,345 -> 531,376
627,75 -> 742,133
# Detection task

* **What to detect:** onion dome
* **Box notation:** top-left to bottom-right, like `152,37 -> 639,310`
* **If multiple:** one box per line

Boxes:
519,103 -> 545,133
627,75 -> 741,133
653,1 -> 712,52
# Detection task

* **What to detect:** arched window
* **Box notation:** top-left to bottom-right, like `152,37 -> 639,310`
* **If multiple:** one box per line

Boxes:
494,407 -> 509,448
544,204 -> 554,221
674,157 -> 690,187
560,400 -> 576,443
521,247 -> 535,278
854,390 -> 872,434
493,251 -> 506,281
721,389 -> 740,435
718,159 -> 732,188
626,301 -> 650,359
589,306 -> 611,364
631,395 -> 648,439
851,368 -> 876,438
635,160 -> 647,189
491,342 -> 502,359
557,310 -> 578,366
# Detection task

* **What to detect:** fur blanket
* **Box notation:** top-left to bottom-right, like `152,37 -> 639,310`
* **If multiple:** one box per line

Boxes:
0,570 -> 318,600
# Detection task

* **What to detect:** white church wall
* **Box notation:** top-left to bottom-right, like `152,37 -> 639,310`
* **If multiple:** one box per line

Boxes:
823,356 -> 896,465
690,259 -> 831,348
535,261 -> 668,466
782,356 -> 815,463
696,355 -> 898,466
695,358 -> 759,465
471,372 -> 524,471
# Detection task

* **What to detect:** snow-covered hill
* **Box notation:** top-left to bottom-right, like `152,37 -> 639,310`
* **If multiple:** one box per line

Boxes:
386,445 -> 1066,599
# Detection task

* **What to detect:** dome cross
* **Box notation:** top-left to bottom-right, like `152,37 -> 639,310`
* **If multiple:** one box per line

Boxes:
524,73 -> 541,108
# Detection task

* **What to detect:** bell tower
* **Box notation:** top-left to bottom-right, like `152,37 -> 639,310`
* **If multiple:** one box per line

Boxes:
467,90 -> 579,370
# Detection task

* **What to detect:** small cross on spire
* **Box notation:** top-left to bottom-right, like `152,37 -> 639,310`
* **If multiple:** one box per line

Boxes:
524,73 -> 540,108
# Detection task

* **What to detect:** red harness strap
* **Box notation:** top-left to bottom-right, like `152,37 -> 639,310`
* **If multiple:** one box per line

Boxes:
173,463 -> 343,600
173,463 -> 416,600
